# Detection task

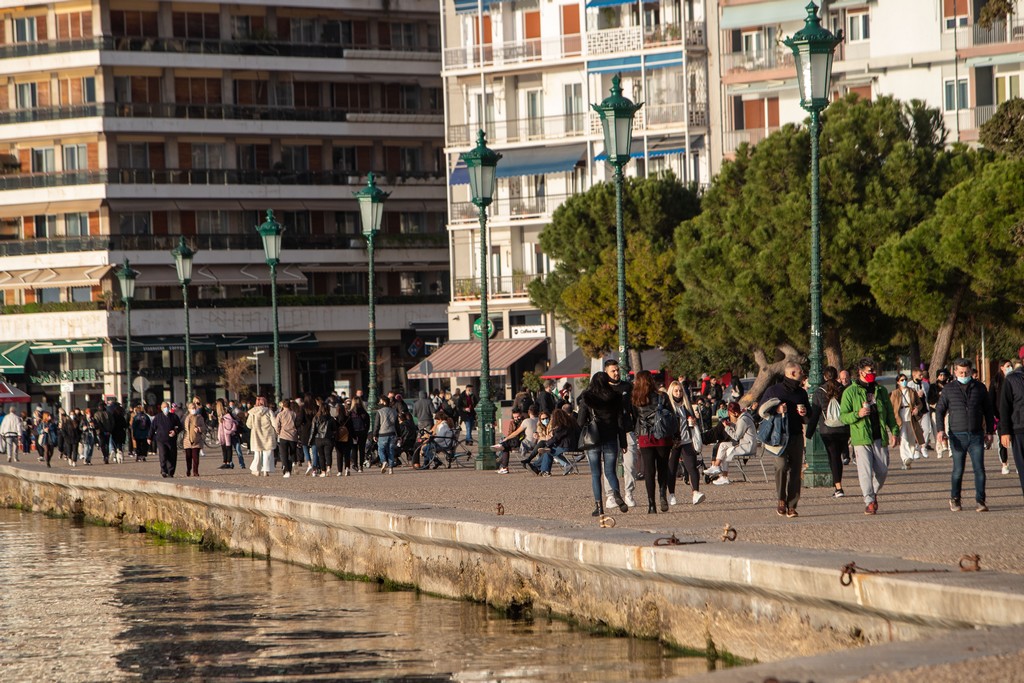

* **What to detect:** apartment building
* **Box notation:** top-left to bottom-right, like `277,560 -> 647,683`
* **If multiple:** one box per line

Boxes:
708,0 -> 1013,173
432,0 -> 710,396
0,0 -> 449,408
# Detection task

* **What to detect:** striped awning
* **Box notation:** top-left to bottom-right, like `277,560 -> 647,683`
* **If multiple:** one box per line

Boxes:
0,265 -> 111,290
0,341 -> 30,373
407,338 -> 544,379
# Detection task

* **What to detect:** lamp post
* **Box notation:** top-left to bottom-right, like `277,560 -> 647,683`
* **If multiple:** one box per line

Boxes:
461,130 -> 501,468
353,172 -> 390,438
592,73 -> 642,376
784,1 -> 842,487
247,349 -> 265,397
171,236 -> 195,403
257,210 -> 284,403
115,258 -> 138,406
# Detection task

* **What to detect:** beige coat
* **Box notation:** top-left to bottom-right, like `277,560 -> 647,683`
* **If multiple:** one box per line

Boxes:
274,408 -> 299,442
182,412 -> 206,449
247,406 -> 278,451
891,387 -> 925,444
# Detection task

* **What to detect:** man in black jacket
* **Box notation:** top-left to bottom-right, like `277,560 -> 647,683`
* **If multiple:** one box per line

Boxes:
999,359 -> 1024,500
149,402 -> 183,478
761,362 -> 809,518
935,358 -> 995,512
457,385 -> 478,445
604,358 -> 637,508
535,380 -> 556,416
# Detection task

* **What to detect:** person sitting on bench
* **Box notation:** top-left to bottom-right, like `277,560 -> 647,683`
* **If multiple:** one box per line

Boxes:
535,408 -> 576,476
421,412 -> 455,470
705,402 -> 756,485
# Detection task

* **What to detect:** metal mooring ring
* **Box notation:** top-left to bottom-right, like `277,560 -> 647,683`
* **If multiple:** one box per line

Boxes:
721,525 -> 738,542
599,515 -> 616,528
959,554 -> 981,572
496,503 -> 505,516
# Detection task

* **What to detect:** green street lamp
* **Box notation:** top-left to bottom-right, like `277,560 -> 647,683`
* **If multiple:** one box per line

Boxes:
171,236 -> 196,404
461,130 -> 501,469
257,210 -> 284,404
353,172 -> 390,436
592,73 -> 642,376
784,1 -> 843,487
115,257 -> 138,406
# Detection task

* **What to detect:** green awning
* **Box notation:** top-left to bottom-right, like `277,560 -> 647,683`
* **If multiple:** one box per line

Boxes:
0,341 -> 30,372
30,339 -> 103,354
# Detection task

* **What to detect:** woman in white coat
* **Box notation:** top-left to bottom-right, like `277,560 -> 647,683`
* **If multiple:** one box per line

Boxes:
247,396 -> 278,476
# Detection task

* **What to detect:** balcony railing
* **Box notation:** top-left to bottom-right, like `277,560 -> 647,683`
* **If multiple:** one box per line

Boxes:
0,102 -> 442,127
444,33 -> 581,70
967,17 -> 1024,46
588,26 -> 642,56
0,167 -> 445,191
450,193 -> 574,223
452,274 -> 542,301
0,232 -> 449,257
721,49 -> 794,75
129,293 -> 449,310
646,102 -> 708,128
945,104 -> 998,133
0,35 -> 438,61
723,127 -> 780,154
448,113 -> 589,146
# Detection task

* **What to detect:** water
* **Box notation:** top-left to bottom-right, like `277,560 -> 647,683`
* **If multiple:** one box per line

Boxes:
0,509 -> 709,682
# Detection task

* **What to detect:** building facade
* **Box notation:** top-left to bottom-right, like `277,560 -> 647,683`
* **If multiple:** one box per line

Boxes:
438,0 -> 710,396
0,0 -> 449,408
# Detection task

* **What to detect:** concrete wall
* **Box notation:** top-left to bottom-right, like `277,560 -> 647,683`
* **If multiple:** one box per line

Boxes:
4,466 -> 1024,662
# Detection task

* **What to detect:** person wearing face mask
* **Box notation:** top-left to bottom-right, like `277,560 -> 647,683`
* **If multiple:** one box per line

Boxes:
148,401 -> 183,478
990,359 -> 1013,475
935,358 -> 995,512
182,402 -> 207,477
908,369 -> 934,451
839,358 -> 898,515
891,373 -> 925,469
760,362 -> 810,518
929,369 -> 951,458
998,358 -> 1024,498
519,411 -> 552,472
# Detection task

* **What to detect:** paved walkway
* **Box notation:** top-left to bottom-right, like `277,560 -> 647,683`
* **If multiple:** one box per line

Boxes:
10,446 -> 1024,575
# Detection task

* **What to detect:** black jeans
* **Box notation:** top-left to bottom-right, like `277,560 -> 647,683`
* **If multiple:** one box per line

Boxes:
639,444 -> 671,505
670,441 -> 700,493
352,431 -> 368,468
278,440 -> 297,474
774,437 -> 804,509
315,438 -> 334,470
221,445 -> 233,464
1010,433 -> 1024,498
157,441 -> 176,476
821,432 -> 849,486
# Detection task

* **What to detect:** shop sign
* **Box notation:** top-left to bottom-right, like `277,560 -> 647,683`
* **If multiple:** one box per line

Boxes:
511,325 -> 546,339
30,368 -> 99,385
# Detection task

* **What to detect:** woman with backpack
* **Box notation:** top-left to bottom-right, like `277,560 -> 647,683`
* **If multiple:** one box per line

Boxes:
216,399 -> 238,469
310,401 -> 337,477
348,398 -> 369,471
806,365 -> 851,498
632,371 -> 675,514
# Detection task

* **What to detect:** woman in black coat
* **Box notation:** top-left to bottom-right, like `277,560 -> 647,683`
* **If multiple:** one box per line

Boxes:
577,372 -> 629,517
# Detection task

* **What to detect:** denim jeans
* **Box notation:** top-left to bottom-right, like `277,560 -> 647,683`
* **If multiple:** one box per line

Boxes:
462,418 -> 474,443
81,432 -> 95,463
233,440 -> 245,467
949,431 -> 986,503
587,440 -> 621,501
303,443 -> 319,470
539,446 -> 569,474
378,434 -> 396,467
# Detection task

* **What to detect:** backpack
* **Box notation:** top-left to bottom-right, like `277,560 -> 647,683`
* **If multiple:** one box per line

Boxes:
823,397 -> 844,428
644,394 -> 679,440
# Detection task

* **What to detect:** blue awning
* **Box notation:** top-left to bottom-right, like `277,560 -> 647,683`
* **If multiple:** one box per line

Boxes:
720,0 -> 807,30
588,55 -> 642,74
450,160 -> 469,186
646,51 -> 683,70
451,145 -> 585,184
455,0 -> 490,14
586,0 -> 659,7
595,144 -> 686,162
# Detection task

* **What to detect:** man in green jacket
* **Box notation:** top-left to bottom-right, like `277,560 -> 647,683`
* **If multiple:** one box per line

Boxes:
840,358 -> 899,515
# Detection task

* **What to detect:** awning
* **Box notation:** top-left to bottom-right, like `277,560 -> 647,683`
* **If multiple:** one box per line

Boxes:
0,341 -> 30,373
31,339 -> 103,354
542,347 -> 591,379
595,141 -> 686,161
450,145 -> 586,184
406,338 -> 545,379
966,53 -> 1024,68
0,381 -> 30,403
449,160 -> 469,186
588,55 -> 642,74
454,0 -> 490,14
0,265 -> 112,291
720,0 -> 807,30
828,0 -> 875,9
133,264 -> 307,287
726,79 -> 798,97
585,0 -> 658,8
0,154 -> 20,169
646,51 -> 683,70
110,333 -> 319,353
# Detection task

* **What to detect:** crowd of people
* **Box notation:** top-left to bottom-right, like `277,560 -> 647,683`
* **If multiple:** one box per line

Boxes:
5,352 -> 1024,519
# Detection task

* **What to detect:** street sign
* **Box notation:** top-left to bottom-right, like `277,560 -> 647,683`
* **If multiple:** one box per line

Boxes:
420,360 -> 434,377
60,382 -> 74,393
472,317 -> 496,339
132,376 -> 150,393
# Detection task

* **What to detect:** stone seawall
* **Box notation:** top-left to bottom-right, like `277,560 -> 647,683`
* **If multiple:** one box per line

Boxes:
4,465 -> 1024,663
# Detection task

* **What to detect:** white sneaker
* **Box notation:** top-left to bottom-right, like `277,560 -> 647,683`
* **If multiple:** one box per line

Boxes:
304,464 -> 313,475
387,466 -> 393,475
912,452 -> 921,460
920,451 -> 929,459
319,470 -> 327,478
692,491 -> 706,505
605,498 -> 616,509
381,463 -> 388,474
704,465 -> 722,476
624,495 -> 637,507
283,472 -> 291,478
668,494 -> 677,506
1003,464 -> 1011,475
713,477 -> 731,486
336,469 -> 343,476
345,468 -> 351,477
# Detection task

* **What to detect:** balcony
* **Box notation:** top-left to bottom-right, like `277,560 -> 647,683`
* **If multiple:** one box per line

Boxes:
449,193 -> 574,223
944,105 -> 998,135
452,273 -> 542,301
0,232 -> 448,257
722,49 -> 794,75
444,33 -> 581,71
646,102 -> 708,128
449,113 -> 588,146
588,26 -> 642,56
129,293 -> 449,310
0,168 -> 446,191
723,127 -> 780,155
965,17 -> 1024,47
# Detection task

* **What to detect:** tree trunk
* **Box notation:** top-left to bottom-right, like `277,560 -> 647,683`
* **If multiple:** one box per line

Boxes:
629,348 -> 644,375
929,284 -> 967,379
744,343 -> 805,405
909,334 -> 922,372
824,328 -> 843,372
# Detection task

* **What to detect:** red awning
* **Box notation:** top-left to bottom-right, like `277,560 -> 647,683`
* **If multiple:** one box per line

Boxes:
0,381 -> 30,403
407,338 -> 545,379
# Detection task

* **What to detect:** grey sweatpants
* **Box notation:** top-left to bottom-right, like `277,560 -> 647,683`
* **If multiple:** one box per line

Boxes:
853,440 -> 889,505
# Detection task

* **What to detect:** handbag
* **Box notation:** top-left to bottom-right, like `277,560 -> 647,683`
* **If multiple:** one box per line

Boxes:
578,407 -> 600,449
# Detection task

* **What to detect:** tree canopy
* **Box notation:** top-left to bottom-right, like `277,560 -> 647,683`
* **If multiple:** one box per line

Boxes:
979,98 -> 1024,158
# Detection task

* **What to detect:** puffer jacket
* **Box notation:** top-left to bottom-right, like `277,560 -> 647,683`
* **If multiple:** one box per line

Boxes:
274,408 -> 299,442
217,412 -> 236,447
935,378 -> 995,435
246,406 -> 278,451
182,412 -> 206,449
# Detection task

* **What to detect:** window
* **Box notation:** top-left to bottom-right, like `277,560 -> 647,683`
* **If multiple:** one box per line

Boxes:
37,288 -> 60,304
399,85 -> 420,111
71,287 -> 91,303
16,83 -> 37,109
34,215 -> 57,238
273,82 -> 294,107
196,211 -> 226,233
232,15 -> 251,39
63,144 -> 87,171
117,143 -> 149,168
426,24 -> 440,50
31,148 -> 55,173
82,77 -> 96,103
322,20 -> 353,45
944,78 -> 968,111
742,31 -> 764,59
333,146 -> 356,172
291,18 -> 317,43
65,212 -> 88,236
191,143 -> 224,169
847,11 -> 869,42
996,73 -> 1020,104
333,272 -> 365,295
400,212 -> 427,234
335,211 -> 359,234
280,146 -> 308,171
13,17 -> 38,43
526,90 -> 543,137
399,147 -> 421,173
172,12 -> 219,40
391,23 -> 418,49
564,83 -> 584,133
945,14 -> 968,30
119,212 -> 150,235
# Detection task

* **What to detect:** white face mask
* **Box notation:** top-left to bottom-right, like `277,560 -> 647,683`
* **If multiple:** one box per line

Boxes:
162,407 -> 170,415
